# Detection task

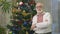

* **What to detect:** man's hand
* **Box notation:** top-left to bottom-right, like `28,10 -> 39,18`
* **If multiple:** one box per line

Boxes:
31,24 -> 36,30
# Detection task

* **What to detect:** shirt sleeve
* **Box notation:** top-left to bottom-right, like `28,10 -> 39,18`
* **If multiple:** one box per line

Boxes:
31,16 -> 37,31
36,13 -> 52,28
32,16 -> 37,25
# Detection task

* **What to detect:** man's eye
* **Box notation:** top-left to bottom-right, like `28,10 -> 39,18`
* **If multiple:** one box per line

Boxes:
36,6 -> 42,8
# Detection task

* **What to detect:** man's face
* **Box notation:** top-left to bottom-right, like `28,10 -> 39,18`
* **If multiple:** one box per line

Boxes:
36,3 -> 43,13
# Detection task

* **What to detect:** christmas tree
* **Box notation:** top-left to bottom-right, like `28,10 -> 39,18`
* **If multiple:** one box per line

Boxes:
7,0 -> 36,34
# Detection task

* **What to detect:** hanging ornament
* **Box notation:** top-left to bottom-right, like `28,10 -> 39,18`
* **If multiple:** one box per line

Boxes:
11,26 -> 16,31
22,10 -> 28,16
29,0 -> 35,5
9,31 -> 12,34
16,2 -> 19,6
15,19 -> 19,21
17,20 -> 22,25
16,26 -> 21,31
17,8 -> 21,12
19,2 -> 23,6
12,8 -> 16,13
23,21 -> 28,26
26,31 -> 28,34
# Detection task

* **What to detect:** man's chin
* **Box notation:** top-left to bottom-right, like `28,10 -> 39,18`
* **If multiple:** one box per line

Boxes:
37,12 -> 42,13
37,11 -> 43,14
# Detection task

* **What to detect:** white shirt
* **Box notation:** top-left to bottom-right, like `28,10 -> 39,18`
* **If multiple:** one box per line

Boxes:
32,12 -> 52,33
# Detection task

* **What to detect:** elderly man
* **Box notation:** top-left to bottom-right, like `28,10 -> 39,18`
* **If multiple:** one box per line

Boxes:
31,2 -> 52,34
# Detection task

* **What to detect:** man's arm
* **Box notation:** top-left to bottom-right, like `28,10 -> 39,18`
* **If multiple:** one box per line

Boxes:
31,16 -> 37,30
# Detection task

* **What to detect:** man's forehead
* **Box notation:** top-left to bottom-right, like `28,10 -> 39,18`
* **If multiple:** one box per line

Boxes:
36,3 -> 43,6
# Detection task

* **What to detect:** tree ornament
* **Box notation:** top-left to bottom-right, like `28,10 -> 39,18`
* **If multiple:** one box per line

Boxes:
15,19 -> 19,21
19,2 -> 23,6
9,31 -> 12,34
17,21 -> 22,25
12,8 -> 16,13
26,31 -> 28,34
29,0 -> 35,5
17,8 -> 21,12
22,10 -> 27,16
23,21 -> 28,26
11,25 -> 16,31
16,27 -> 21,31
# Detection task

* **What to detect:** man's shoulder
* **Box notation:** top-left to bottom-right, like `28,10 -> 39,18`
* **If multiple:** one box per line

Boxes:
44,12 -> 51,15
33,15 -> 37,19
44,12 -> 51,17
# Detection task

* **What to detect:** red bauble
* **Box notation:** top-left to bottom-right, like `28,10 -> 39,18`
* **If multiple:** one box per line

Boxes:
29,0 -> 35,5
17,21 -> 22,25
